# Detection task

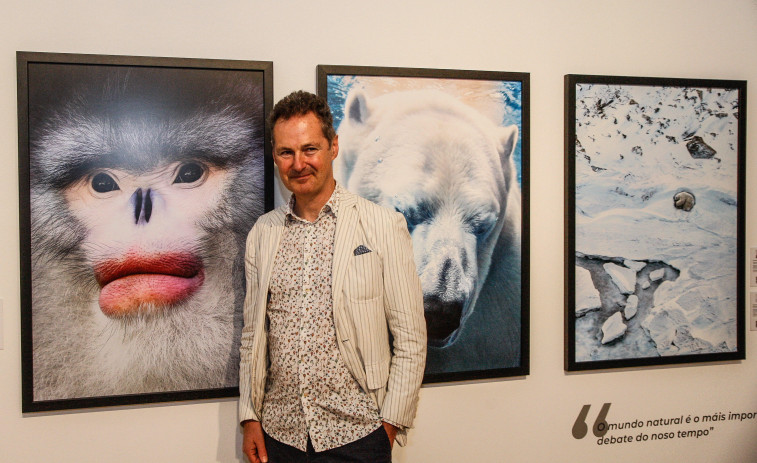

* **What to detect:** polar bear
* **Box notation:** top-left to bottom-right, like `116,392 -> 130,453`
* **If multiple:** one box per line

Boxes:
335,88 -> 521,349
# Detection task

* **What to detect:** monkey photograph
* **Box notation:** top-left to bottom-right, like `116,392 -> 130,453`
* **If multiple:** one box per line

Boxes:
19,54 -> 271,409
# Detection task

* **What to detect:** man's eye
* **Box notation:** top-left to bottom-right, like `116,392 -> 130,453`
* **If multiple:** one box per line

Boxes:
173,162 -> 205,184
91,172 -> 119,193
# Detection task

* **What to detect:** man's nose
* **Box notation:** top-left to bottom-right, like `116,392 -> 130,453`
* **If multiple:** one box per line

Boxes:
292,152 -> 306,170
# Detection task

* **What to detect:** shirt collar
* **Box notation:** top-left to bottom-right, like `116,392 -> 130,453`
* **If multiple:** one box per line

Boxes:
286,183 -> 343,223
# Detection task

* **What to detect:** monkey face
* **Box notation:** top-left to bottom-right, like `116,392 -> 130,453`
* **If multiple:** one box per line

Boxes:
63,160 -> 230,317
28,65 -> 267,399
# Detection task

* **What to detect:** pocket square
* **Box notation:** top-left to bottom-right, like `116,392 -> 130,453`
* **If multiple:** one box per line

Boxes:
353,245 -> 372,256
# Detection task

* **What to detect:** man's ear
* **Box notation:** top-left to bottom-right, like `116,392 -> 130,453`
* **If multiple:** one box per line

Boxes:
330,134 -> 339,161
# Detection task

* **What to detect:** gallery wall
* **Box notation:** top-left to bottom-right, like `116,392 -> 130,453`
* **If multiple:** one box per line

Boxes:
1,0 -> 756,461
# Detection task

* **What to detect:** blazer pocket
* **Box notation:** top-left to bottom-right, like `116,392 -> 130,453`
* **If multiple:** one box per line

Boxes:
345,251 -> 382,302
365,360 -> 390,390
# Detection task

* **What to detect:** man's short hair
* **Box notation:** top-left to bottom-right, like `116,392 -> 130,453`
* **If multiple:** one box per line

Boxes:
268,90 -> 336,146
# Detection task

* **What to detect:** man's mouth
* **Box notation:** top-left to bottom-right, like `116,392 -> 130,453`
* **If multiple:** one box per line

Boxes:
94,251 -> 204,317
290,173 -> 312,182
288,168 -> 315,182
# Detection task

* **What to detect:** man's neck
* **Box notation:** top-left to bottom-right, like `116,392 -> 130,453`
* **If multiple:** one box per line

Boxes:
291,180 -> 336,222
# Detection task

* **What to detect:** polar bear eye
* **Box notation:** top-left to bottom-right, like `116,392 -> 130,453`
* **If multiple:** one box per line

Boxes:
469,213 -> 497,237
399,201 -> 434,233
394,207 -> 416,232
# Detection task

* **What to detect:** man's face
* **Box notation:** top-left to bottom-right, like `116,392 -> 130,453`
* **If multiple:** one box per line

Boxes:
272,112 -> 338,202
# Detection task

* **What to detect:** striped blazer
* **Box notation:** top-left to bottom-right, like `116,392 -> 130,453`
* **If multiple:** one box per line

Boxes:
238,189 -> 427,446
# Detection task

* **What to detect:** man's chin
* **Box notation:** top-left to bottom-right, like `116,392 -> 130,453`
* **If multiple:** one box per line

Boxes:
289,184 -> 313,196
284,178 -> 311,192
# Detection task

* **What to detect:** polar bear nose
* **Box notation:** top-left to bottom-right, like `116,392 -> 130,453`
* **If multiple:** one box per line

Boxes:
439,258 -> 460,289
423,242 -> 474,301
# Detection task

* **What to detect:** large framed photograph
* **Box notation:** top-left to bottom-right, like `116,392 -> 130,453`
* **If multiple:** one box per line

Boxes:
565,74 -> 746,371
318,65 -> 530,382
18,52 -> 273,412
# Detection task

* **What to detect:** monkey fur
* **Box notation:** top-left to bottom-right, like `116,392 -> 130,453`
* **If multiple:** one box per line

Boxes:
28,64 -> 265,400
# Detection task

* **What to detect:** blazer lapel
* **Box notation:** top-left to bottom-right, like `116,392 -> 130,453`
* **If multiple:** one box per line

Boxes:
259,207 -> 286,307
333,191 -> 359,308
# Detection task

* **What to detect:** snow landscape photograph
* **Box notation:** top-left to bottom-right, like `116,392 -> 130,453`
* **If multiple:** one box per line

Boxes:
565,75 -> 746,370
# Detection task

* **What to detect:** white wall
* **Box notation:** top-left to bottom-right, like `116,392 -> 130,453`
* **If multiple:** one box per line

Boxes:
2,1 -> 756,461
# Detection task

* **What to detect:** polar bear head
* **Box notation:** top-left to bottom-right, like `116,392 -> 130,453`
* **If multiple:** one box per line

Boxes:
335,88 -> 519,347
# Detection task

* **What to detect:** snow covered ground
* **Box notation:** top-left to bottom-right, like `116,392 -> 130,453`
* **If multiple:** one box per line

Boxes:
572,82 -> 741,362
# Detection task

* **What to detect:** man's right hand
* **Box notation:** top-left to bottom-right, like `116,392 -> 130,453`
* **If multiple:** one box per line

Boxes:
242,420 -> 268,463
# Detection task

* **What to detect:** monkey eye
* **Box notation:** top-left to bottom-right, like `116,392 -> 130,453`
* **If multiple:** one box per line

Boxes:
91,172 -> 120,193
173,162 -> 206,185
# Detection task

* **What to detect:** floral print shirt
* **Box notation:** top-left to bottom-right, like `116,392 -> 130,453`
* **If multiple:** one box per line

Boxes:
261,184 -> 381,452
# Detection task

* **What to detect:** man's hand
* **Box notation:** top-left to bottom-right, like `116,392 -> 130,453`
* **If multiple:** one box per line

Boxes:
382,421 -> 398,448
242,420 -> 267,463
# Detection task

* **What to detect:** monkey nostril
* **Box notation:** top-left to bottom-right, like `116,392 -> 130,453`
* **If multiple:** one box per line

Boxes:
133,188 -> 143,224
144,189 -> 153,223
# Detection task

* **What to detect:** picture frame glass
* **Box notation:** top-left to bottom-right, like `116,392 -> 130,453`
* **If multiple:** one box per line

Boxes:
18,52 -> 273,412
319,65 -> 530,382
565,75 -> 745,371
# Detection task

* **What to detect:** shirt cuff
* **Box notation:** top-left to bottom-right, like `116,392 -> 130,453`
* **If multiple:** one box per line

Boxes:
380,417 -> 405,430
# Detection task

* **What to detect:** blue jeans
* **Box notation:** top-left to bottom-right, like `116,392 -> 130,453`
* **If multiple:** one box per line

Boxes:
262,426 -> 392,462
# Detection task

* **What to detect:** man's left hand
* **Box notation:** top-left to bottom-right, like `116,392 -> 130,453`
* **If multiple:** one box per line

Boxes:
382,421 -> 398,448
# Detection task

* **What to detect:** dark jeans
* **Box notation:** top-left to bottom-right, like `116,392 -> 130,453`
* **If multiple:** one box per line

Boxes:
262,426 -> 392,463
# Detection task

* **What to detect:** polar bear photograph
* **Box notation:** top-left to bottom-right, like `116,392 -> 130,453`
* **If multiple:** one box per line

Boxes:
322,71 -> 528,379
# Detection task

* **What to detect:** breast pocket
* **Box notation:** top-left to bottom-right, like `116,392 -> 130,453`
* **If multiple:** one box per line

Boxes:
344,250 -> 382,302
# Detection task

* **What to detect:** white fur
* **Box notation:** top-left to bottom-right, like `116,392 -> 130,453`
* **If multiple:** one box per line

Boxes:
335,88 -> 521,346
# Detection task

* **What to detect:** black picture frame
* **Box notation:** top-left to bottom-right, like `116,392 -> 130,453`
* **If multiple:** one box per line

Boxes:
564,74 -> 746,371
18,51 -> 273,412
318,65 -> 530,382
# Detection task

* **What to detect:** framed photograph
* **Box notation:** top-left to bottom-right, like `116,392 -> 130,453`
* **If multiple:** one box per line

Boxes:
318,65 -> 530,382
18,51 -> 273,412
565,74 -> 746,371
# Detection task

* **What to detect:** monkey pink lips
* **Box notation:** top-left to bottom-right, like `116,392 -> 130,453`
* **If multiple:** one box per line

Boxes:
94,252 -> 204,317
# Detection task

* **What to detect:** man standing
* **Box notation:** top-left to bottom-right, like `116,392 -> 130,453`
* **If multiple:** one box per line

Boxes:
239,91 -> 426,462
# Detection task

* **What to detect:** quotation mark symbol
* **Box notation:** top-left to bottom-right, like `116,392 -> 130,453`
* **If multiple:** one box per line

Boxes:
572,403 -> 611,439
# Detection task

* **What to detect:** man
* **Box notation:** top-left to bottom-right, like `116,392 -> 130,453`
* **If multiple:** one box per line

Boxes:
239,90 -> 426,462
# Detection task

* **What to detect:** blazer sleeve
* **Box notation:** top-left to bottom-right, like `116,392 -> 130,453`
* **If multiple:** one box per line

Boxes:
238,224 -> 262,423
376,209 -> 427,431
